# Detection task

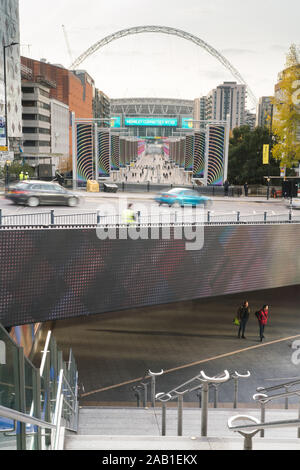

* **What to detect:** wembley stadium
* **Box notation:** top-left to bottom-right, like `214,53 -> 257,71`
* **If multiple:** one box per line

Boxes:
110,97 -> 194,138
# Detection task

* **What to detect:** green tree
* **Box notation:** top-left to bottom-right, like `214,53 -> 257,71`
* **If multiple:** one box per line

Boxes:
228,126 -> 280,185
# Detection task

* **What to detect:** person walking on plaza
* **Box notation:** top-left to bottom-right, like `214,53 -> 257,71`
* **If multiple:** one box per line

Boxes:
237,300 -> 250,339
224,180 -> 229,197
256,305 -> 269,342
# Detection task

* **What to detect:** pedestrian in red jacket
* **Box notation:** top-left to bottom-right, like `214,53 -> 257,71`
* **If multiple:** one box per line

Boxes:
257,305 -> 269,342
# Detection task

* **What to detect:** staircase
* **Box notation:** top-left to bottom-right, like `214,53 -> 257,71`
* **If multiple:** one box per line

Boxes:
64,407 -> 300,450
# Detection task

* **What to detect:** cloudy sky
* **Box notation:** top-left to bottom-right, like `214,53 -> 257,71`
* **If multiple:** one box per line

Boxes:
19,0 -> 299,109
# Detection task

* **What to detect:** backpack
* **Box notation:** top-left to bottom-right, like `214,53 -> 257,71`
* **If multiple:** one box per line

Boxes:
255,311 -> 260,320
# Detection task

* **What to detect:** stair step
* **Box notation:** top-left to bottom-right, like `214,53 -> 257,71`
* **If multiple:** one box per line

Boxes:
64,435 -> 300,451
76,407 -> 300,440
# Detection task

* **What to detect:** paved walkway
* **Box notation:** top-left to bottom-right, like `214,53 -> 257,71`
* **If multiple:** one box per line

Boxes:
51,285 -> 300,407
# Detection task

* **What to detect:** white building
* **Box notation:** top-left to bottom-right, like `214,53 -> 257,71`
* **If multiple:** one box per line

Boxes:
50,98 -> 69,171
0,0 -> 22,155
206,81 -> 246,130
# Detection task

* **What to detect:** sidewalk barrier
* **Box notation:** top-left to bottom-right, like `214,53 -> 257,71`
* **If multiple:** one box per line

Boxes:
0,209 -> 300,228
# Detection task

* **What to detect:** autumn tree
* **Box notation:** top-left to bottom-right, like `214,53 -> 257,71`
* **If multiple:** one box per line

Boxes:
271,44 -> 300,168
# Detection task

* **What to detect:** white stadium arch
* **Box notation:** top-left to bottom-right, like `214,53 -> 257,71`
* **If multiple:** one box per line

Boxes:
70,25 -> 257,108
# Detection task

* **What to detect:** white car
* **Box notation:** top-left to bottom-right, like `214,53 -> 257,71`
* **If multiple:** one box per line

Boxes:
290,199 -> 300,209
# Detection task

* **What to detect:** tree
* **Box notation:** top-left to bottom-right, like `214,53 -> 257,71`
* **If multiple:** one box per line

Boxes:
271,44 -> 300,168
228,126 -> 281,185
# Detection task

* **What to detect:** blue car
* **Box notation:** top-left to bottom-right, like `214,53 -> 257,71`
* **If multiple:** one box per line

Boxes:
155,188 -> 212,208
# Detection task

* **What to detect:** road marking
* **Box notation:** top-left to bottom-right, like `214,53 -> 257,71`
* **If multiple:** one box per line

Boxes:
81,333 -> 300,398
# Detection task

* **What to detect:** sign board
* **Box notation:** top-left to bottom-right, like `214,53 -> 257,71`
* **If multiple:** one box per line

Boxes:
280,167 -> 286,178
0,116 -> 6,147
110,116 -> 121,128
263,144 -> 270,165
125,117 -> 178,127
182,118 -> 194,129
0,340 -> 6,365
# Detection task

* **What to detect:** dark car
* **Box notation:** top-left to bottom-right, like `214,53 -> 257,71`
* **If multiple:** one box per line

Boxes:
6,181 -> 80,207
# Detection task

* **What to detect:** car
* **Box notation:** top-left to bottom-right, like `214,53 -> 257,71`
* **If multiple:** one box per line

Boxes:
154,188 -> 212,208
5,181 -> 80,207
289,198 -> 300,209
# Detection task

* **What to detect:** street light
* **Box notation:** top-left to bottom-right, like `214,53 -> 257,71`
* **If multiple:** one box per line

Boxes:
3,42 -> 19,150
5,160 -> 11,193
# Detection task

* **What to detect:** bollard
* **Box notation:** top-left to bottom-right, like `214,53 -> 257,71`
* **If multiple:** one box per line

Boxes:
141,382 -> 148,408
201,382 -> 209,437
177,395 -> 183,437
197,390 -> 202,409
149,370 -> 164,408
162,403 -> 167,436
233,377 -> 239,409
284,386 -> 289,410
253,393 -> 268,438
213,385 -> 219,409
260,401 -> 266,438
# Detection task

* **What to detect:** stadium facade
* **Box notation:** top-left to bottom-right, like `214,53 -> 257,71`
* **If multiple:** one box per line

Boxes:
111,97 -> 194,138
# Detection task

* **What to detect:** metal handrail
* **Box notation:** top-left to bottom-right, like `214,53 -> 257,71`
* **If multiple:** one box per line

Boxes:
253,388 -> 300,438
0,405 -> 56,431
254,389 -> 300,404
229,417 -> 300,432
228,413 -> 300,450
257,378 -> 300,394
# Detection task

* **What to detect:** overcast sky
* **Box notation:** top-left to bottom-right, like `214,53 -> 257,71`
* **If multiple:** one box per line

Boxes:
19,0 -> 299,109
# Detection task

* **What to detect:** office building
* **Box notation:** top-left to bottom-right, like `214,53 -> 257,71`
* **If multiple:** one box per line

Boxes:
256,96 -> 273,128
206,81 -> 246,130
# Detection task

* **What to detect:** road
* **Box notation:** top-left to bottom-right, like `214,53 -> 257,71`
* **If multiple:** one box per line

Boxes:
0,192 -> 296,225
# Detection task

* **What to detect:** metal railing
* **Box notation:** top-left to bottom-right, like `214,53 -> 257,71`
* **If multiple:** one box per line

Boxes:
0,324 -> 79,450
132,368 -> 251,437
253,389 -> 300,439
228,415 -> 300,450
0,208 -> 300,228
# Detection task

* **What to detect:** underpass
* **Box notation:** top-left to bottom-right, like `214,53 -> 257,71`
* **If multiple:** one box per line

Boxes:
50,285 -> 300,407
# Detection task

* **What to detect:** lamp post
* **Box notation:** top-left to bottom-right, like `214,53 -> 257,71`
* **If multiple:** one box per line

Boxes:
3,42 -> 19,151
5,160 -> 11,193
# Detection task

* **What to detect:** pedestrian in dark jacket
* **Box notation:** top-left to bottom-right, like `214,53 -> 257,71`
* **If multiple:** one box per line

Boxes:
257,305 -> 269,342
237,301 -> 250,339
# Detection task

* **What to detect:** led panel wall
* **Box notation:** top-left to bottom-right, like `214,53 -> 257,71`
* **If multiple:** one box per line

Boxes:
1,225 -> 300,327
76,124 -> 94,182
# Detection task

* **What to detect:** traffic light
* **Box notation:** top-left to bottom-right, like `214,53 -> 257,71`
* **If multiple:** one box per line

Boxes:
282,180 -> 298,198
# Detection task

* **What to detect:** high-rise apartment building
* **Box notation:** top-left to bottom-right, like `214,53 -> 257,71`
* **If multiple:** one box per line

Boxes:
193,96 -> 207,129
93,89 -> 111,126
245,111 -> 256,131
206,82 -> 246,130
256,96 -> 273,128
